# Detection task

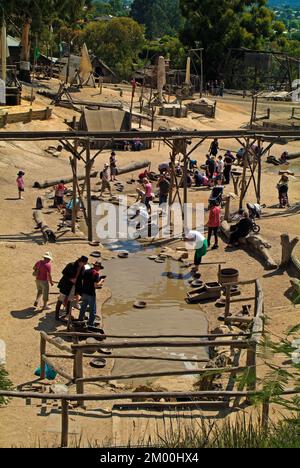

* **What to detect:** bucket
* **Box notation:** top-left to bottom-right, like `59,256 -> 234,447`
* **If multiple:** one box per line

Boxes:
219,268 -> 239,285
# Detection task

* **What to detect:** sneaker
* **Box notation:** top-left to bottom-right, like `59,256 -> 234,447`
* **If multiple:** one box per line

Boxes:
212,245 -> 219,250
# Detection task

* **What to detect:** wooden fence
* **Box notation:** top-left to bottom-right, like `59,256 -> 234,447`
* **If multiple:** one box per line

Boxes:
0,107 -> 52,128
2,279 -> 267,447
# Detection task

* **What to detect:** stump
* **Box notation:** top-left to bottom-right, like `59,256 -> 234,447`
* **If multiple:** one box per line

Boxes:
280,234 -> 299,270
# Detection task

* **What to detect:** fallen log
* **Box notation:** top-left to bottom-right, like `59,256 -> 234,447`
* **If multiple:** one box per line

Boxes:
33,210 -> 57,243
33,172 -> 98,189
33,161 -> 150,189
286,152 -> 300,161
221,220 -> 278,270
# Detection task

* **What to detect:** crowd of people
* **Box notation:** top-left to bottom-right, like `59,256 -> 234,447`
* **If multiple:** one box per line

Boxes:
33,254 -> 106,327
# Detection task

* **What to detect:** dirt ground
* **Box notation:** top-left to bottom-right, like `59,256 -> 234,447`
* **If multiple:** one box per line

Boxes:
0,81 -> 299,447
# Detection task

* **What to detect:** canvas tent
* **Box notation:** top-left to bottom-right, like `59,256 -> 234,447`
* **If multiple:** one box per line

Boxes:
79,108 -> 130,148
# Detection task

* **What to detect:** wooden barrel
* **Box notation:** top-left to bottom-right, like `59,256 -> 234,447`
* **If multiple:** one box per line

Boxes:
219,267 -> 239,285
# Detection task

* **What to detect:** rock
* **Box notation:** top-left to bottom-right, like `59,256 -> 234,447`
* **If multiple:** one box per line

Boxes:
50,384 -> 69,395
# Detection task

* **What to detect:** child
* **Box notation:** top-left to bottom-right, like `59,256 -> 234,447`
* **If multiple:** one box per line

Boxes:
16,171 -> 25,200
55,180 -> 66,212
277,175 -> 290,208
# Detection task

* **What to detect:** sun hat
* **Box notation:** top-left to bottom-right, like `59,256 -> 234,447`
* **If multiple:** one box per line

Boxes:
43,252 -> 53,261
93,261 -> 104,269
17,171 -> 25,176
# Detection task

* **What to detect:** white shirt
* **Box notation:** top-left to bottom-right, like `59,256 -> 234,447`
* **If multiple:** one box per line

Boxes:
186,230 -> 205,249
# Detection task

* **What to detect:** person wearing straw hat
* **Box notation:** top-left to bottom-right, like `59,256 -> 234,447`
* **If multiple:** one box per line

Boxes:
185,230 -> 208,273
33,252 -> 54,310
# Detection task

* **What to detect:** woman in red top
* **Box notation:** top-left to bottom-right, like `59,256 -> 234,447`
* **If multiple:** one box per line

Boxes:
16,171 -> 25,200
207,200 -> 221,249
33,252 -> 54,310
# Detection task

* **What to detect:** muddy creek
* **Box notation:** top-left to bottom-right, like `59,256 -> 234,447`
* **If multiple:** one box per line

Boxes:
101,244 -> 209,386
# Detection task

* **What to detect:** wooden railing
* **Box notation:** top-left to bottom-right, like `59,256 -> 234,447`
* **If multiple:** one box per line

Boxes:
3,280 -> 267,447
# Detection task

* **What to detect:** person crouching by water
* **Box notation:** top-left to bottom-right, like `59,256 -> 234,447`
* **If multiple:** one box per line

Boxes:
227,211 -> 253,248
185,230 -> 208,274
78,261 -> 106,327
33,252 -> 54,311
16,171 -> 25,200
55,256 -> 88,321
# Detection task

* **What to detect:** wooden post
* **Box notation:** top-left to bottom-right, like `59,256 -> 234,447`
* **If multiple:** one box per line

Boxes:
224,284 -> 231,319
262,397 -> 270,432
246,343 -> 257,396
85,140 -> 93,242
74,350 -> 84,407
40,334 -> 46,379
61,399 -> 69,448
239,139 -> 249,210
72,152 -> 77,234
224,196 -> 231,222
183,140 -> 188,234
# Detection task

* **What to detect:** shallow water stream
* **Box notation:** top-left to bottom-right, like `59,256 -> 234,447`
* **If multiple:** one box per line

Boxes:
101,243 -> 209,386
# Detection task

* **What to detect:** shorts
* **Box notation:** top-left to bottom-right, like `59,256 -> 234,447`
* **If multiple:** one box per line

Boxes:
18,188 -> 24,192
145,197 -> 152,208
110,166 -> 117,176
56,196 -> 64,205
36,280 -> 49,303
101,180 -> 111,191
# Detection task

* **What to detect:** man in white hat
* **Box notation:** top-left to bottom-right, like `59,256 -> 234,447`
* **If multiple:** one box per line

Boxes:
185,230 -> 208,273
100,163 -> 112,197
33,253 -> 54,310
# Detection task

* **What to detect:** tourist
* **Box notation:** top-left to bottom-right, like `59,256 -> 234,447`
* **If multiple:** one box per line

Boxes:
55,256 -> 88,321
189,158 -> 197,170
194,171 -> 206,187
185,230 -> 208,273
78,261 -> 106,327
277,175 -> 290,208
207,155 -> 216,180
54,180 -> 66,212
236,148 -> 245,165
247,203 -> 262,220
224,151 -> 235,185
138,169 -> 149,182
130,205 -> 150,238
157,173 -> 170,209
279,151 -> 288,164
227,211 -> 253,247
158,162 -> 170,175
207,201 -> 221,250
210,138 -> 219,157
217,155 -> 224,179
110,152 -> 117,182
219,80 -> 225,97
176,163 -> 183,176
143,177 -> 153,213
33,252 -> 54,310
100,163 -> 112,197
123,141 -> 131,151
133,138 -> 143,151
16,171 -> 25,200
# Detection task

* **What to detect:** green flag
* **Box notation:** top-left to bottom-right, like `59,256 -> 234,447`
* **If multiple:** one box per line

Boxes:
34,47 -> 40,61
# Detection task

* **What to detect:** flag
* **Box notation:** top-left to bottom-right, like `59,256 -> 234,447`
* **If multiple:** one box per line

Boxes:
34,47 -> 40,61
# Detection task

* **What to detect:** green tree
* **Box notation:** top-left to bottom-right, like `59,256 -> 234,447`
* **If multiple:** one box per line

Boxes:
131,0 -> 184,39
180,0 -> 286,78
80,17 -> 145,78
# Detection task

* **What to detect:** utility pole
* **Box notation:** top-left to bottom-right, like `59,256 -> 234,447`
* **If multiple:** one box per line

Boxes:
1,17 -> 6,83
